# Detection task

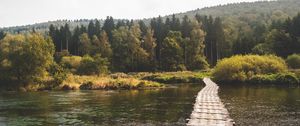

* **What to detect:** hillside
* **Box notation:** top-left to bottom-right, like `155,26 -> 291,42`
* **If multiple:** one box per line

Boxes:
1,0 -> 300,33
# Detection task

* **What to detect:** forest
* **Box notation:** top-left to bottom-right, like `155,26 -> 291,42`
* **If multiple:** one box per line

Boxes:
1,0 -> 300,90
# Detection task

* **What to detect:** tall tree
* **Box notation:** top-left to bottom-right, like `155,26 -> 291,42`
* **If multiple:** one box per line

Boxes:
95,20 -> 102,35
186,21 -> 208,70
142,28 -> 157,71
78,33 -> 91,56
62,24 -> 71,51
98,31 -> 112,59
88,20 -> 96,38
161,31 -> 185,71
103,16 -> 115,42
0,31 -> 6,40
0,33 -> 55,85
170,14 -> 181,31
70,26 -> 81,55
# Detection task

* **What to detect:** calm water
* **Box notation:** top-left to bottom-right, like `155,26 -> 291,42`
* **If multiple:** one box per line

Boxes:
1,84 -> 300,126
0,84 -> 203,126
219,84 -> 300,126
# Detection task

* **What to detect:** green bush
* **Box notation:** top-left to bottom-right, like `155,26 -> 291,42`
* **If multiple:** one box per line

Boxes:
213,55 -> 288,82
275,73 -> 299,85
188,56 -> 209,70
77,54 -> 109,75
48,63 -> 67,87
286,54 -> 300,69
249,73 -> 299,85
60,56 -> 82,72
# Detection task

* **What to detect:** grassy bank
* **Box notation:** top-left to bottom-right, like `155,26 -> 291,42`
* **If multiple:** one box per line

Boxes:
212,55 -> 300,85
141,71 -> 211,84
214,73 -> 300,86
58,74 -> 163,90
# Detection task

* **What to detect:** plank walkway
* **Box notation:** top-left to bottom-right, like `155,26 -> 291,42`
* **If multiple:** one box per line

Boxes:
187,78 -> 234,126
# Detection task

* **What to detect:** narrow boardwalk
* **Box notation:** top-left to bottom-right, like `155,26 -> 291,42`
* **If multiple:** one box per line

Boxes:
187,78 -> 234,126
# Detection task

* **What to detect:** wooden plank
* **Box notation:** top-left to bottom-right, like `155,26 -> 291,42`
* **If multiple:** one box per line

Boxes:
187,78 -> 235,126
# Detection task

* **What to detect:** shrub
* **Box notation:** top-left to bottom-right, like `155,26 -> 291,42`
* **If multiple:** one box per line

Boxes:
48,63 -> 67,87
274,73 -> 299,85
286,54 -> 300,69
188,56 -> 209,70
60,56 -> 82,72
77,54 -> 109,75
213,55 -> 288,82
249,73 -> 299,85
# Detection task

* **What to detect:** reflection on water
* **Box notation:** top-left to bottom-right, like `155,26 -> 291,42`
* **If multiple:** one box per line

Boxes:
219,84 -> 300,126
0,84 -> 203,126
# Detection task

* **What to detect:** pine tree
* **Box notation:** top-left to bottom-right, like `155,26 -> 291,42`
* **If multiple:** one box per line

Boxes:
63,24 -> 71,52
95,20 -> 101,35
103,16 -> 115,42
170,14 -> 181,31
181,15 -> 192,38
138,20 -> 147,36
88,20 -> 96,38
70,26 -> 81,55
0,31 -> 6,40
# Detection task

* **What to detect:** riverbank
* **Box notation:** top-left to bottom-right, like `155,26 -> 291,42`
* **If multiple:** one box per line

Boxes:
0,71 -> 210,91
214,72 -> 300,86
141,71 -> 210,84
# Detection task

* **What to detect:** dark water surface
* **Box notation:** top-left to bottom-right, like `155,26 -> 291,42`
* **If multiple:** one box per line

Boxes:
0,84 -> 203,126
219,84 -> 300,126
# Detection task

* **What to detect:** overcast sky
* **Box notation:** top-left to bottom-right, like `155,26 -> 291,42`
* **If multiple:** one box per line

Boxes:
0,0 -> 263,27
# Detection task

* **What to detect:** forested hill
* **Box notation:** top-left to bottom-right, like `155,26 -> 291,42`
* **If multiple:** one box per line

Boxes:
1,0 -> 300,33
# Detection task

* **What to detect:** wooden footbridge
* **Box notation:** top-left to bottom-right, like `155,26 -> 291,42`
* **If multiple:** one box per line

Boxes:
187,78 -> 234,126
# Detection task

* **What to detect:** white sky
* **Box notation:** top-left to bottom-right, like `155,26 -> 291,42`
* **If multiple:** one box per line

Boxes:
0,0 -> 263,27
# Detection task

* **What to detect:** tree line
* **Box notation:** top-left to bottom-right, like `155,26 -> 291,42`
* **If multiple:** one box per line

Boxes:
47,15 -> 226,72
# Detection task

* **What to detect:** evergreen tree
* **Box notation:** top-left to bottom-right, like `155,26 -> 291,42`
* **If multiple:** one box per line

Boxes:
181,15 -> 193,38
103,16 -> 115,42
95,20 -> 101,35
70,26 -> 81,55
0,31 -> 6,40
170,14 -> 181,31
88,20 -> 96,38
62,24 -> 71,52
151,16 -> 167,67
138,20 -> 148,36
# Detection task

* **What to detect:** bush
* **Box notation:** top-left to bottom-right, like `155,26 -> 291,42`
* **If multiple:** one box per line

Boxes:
188,56 -> 209,70
77,54 -> 109,75
213,55 -> 288,82
142,71 -> 209,84
275,73 -> 299,85
48,63 -> 67,87
286,54 -> 300,69
60,56 -> 82,72
249,73 -> 299,85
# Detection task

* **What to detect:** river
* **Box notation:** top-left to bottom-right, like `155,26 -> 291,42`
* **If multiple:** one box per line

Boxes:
0,83 -> 299,126
0,84 -> 203,126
